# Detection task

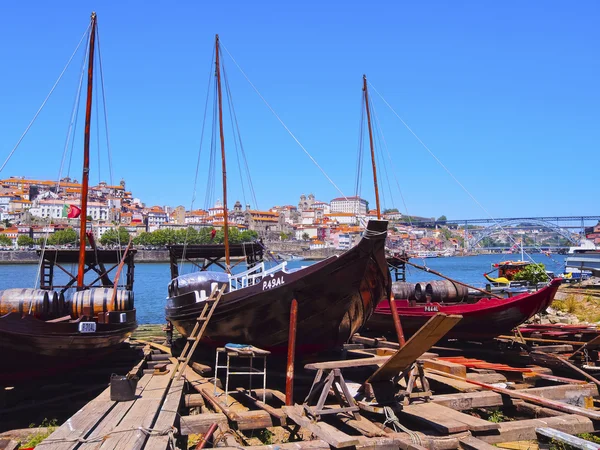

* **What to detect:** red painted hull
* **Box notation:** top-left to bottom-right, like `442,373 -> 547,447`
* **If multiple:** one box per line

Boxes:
367,279 -> 561,341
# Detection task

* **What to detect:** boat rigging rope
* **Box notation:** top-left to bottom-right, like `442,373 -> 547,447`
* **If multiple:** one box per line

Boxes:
383,406 -> 423,446
35,28 -> 90,292
36,425 -> 176,445
220,42 -> 348,201
181,47 -> 215,270
0,23 -> 91,174
368,80 -> 552,272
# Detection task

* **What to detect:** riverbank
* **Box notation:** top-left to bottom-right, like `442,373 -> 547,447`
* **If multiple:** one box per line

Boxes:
0,248 -> 332,264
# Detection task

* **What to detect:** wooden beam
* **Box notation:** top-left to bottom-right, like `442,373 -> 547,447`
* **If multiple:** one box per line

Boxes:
144,378 -> 185,450
427,369 -> 600,421
536,427 -> 600,450
400,403 -> 499,434
284,405 -> 360,448
369,314 -> 462,383
477,415 -> 594,444
459,436 -> 499,450
179,413 -> 228,435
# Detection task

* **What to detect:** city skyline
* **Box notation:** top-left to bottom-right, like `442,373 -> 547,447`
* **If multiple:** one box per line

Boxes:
0,1 -> 598,220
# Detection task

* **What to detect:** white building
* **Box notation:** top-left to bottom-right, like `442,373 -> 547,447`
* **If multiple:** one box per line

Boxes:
29,199 -> 109,221
330,196 -> 367,215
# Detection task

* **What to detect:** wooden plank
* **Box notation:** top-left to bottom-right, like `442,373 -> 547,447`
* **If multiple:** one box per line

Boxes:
536,427 -> 600,450
460,436 -> 499,450
78,374 -> 154,450
422,359 -> 467,378
305,356 -> 390,371
144,378 -> 185,450
369,314 -> 462,382
425,371 -> 480,392
432,391 -> 504,410
522,372 -> 588,385
336,414 -> 388,437
427,368 -> 600,421
0,440 -> 19,450
477,415 -> 594,444
36,386 -> 116,450
284,405 -> 359,448
236,388 -> 287,425
531,344 -> 574,353
98,373 -> 172,450
399,402 -> 499,433
179,413 -> 228,435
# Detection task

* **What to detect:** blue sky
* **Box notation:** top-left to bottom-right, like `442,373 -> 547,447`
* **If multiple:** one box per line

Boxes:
0,1 -> 598,220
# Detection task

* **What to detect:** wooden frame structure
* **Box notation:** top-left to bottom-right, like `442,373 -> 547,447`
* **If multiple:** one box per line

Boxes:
167,243 -> 264,279
37,248 -> 136,294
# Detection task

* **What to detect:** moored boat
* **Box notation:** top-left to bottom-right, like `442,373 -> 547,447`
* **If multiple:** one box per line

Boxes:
165,49 -> 391,357
0,13 -> 137,384
367,278 -> 561,341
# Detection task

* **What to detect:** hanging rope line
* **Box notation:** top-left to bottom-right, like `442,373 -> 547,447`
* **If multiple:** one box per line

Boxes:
0,23 -> 91,174
180,48 -> 215,272
370,98 -> 415,230
220,42 -> 347,201
354,92 -> 365,204
222,60 -> 259,210
35,24 -> 92,290
95,25 -> 114,187
368,81 -> 552,272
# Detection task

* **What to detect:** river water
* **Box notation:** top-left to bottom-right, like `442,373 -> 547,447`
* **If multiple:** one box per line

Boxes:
0,253 -> 567,324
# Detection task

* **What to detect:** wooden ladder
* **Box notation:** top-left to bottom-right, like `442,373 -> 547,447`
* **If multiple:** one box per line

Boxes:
173,283 -> 227,380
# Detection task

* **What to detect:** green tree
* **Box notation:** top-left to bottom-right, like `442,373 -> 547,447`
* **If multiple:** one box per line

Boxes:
383,208 -> 399,214
100,227 -> 130,246
512,263 -> 548,284
0,235 -> 13,246
437,215 -> 447,222
17,235 -> 35,247
48,228 -> 78,246
302,232 -> 310,241
279,232 -> 290,241
132,232 -> 152,246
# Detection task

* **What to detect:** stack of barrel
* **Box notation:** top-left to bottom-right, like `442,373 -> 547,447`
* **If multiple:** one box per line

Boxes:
71,288 -> 134,318
392,280 -> 468,303
0,288 -> 66,319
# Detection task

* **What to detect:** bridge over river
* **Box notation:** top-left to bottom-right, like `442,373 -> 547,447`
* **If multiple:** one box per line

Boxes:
398,215 -> 600,251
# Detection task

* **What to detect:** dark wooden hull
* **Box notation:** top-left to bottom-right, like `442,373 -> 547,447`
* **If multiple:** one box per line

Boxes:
367,279 -> 561,341
0,312 -> 136,384
165,220 -> 391,355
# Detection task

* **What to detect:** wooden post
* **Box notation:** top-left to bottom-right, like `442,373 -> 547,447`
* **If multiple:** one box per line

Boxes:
389,294 -> 406,346
286,298 -> 298,406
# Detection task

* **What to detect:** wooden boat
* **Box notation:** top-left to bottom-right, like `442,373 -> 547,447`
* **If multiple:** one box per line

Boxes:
367,278 -> 561,341
0,13 -> 136,385
165,46 -> 391,356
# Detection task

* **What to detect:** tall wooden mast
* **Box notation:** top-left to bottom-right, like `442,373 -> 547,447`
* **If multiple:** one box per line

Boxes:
215,34 -> 230,268
77,12 -> 97,288
363,74 -> 381,220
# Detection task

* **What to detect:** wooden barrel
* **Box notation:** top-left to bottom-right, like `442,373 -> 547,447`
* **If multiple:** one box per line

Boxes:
414,282 -> 430,302
48,291 -> 67,316
0,288 -> 51,318
391,282 -> 416,300
71,288 -> 134,318
425,280 -> 469,302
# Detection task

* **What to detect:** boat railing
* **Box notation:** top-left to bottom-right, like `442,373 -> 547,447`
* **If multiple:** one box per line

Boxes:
228,261 -> 288,291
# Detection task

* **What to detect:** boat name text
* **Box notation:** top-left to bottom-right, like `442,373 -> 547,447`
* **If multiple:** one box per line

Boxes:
263,276 -> 285,290
424,305 -> 439,312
